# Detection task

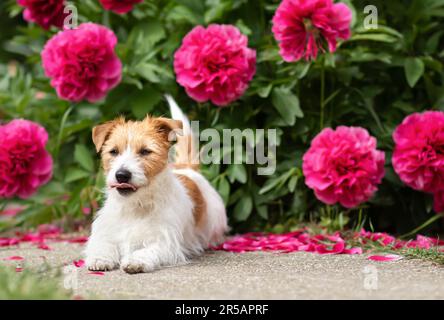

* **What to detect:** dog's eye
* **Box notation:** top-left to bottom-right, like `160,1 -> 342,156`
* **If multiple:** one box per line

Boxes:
139,148 -> 152,156
109,149 -> 119,156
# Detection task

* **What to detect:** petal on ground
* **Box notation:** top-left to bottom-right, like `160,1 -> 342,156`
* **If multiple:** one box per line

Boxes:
67,236 -> 89,243
0,238 -> 19,247
2,255 -> 24,261
73,259 -> 85,268
367,254 -> 403,262
343,247 -> 363,254
37,243 -> 51,250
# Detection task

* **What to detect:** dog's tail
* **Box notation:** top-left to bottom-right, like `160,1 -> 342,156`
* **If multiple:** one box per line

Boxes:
165,94 -> 199,170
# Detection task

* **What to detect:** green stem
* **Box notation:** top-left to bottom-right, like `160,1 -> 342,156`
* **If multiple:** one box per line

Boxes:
319,60 -> 326,130
399,214 -> 443,239
54,104 -> 74,159
103,10 -> 111,28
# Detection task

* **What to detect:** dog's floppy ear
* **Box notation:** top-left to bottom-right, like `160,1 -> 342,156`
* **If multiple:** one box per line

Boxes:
92,118 -> 123,153
148,117 -> 183,143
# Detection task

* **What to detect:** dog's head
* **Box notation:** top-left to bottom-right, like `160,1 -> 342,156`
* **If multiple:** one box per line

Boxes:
92,116 -> 182,197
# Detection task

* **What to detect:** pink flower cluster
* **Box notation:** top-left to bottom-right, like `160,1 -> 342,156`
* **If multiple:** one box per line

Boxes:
27,0 -> 354,106
42,23 -> 122,103
17,0 -> 67,30
357,229 -> 443,250
214,231 -> 362,255
0,224 -> 88,249
392,111 -> 444,212
302,112 -> 444,213
174,24 -> 256,106
272,0 -> 352,61
98,0 -> 143,14
303,126 -> 385,208
0,119 -> 53,199
214,229 -> 443,255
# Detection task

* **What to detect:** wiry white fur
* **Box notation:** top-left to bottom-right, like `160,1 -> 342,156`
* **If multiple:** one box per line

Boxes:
85,97 -> 228,273
172,168 -> 228,244
165,94 -> 191,136
85,169 -> 206,272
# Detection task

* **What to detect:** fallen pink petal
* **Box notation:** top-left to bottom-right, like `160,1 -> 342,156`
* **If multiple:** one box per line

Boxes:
0,238 -> 20,247
214,228 -> 443,258
88,271 -> 105,276
2,256 -> 24,261
343,247 -> 363,255
0,207 -> 23,217
73,259 -> 85,268
367,254 -> 403,262
36,242 -> 51,250
67,236 -> 89,243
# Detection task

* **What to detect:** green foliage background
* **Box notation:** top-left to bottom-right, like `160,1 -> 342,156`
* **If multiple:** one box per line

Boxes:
1,0 -> 444,235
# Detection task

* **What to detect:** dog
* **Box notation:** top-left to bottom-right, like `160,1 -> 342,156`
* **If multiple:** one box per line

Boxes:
85,95 -> 228,274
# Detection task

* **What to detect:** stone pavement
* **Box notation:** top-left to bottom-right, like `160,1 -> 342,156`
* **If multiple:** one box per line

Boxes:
1,242 -> 444,299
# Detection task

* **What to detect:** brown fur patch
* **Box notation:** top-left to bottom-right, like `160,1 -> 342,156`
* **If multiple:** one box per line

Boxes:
92,117 -> 125,153
176,174 -> 207,229
171,163 -> 200,171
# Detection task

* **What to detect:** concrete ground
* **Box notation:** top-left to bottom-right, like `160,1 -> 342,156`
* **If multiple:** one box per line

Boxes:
1,241 -> 444,299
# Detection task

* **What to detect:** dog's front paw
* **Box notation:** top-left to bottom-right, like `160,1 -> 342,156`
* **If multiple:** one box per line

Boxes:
86,258 -> 118,272
121,258 -> 155,274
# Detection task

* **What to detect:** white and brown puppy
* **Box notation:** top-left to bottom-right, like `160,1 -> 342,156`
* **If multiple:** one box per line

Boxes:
85,95 -> 228,274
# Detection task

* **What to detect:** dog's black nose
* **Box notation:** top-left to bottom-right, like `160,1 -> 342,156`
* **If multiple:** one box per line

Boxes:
116,169 -> 132,183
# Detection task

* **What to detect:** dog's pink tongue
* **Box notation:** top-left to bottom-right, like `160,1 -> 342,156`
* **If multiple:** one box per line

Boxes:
110,183 -> 137,191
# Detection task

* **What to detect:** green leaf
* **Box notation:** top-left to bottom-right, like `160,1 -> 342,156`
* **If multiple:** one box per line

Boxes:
204,0 -> 231,24
216,177 -> 230,205
234,195 -> 253,221
404,57 -> 425,88
295,62 -> 311,79
272,87 -> 303,126
235,19 -> 252,36
141,21 -> 166,47
259,168 -> 297,195
259,177 -> 282,195
349,34 -> 398,43
74,144 -> 94,172
131,87 -> 162,119
288,175 -> 298,193
228,164 -> 247,184
136,63 -> 161,83
175,0 -> 205,13
167,5 -> 203,25
256,205 -> 268,220
65,168 -> 90,183
257,84 -> 273,98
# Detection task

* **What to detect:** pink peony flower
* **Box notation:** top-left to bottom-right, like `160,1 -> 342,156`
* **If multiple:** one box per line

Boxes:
17,0 -> 67,30
98,0 -> 143,14
302,126 -> 385,208
0,120 -> 53,199
41,23 -> 122,103
393,111 -> 444,195
272,0 -> 352,62
433,191 -> 444,213
174,24 -> 256,107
